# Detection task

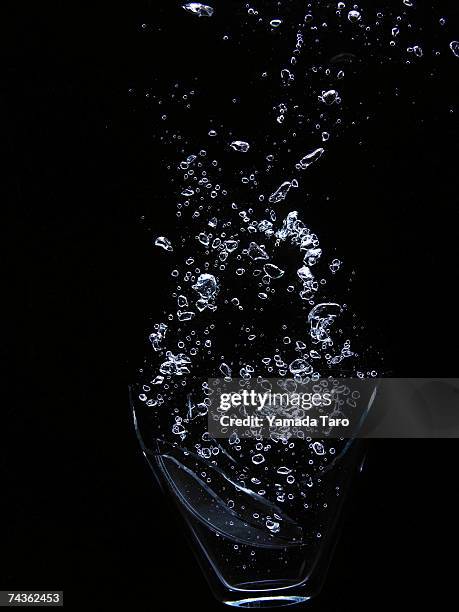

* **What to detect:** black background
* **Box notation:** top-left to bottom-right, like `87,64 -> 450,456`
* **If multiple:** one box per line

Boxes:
5,2 -> 459,609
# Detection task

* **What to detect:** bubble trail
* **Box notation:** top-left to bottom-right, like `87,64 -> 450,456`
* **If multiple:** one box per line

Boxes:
132,0 -> 459,564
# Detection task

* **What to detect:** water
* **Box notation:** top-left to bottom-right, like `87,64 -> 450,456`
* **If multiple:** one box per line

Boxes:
131,0 -> 459,589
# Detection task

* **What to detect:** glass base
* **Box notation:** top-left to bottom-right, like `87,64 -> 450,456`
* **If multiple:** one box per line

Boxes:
224,595 -> 310,608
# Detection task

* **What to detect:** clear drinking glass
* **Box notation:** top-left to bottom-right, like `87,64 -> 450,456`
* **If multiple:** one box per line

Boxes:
131,386 -> 367,607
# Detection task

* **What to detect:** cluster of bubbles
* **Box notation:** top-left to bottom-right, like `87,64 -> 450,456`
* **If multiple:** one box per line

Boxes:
132,1 -> 458,562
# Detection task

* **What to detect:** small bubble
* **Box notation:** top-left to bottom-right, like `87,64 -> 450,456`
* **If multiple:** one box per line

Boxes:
348,10 -> 361,23
450,41 -> 459,58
